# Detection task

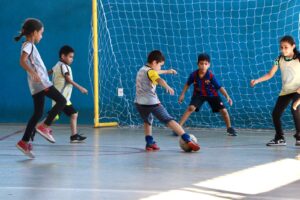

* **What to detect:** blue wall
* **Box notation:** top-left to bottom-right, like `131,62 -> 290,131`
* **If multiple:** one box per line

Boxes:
1,0 -> 300,129
0,0 -> 93,124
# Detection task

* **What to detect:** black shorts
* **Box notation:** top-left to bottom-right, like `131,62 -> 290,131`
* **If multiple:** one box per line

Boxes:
61,104 -> 78,116
189,96 -> 225,113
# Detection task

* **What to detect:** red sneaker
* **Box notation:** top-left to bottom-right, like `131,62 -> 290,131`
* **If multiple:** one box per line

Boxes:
187,141 -> 200,151
16,140 -> 35,158
36,124 -> 55,143
146,143 -> 160,151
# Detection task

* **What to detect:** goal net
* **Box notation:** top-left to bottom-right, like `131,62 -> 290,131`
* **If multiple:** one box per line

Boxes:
90,0 -> 300,129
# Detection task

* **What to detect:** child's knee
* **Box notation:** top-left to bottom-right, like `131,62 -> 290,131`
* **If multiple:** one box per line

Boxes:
187,105 -> 196,112
71,112 -> 78,120
220,108 -> 228,114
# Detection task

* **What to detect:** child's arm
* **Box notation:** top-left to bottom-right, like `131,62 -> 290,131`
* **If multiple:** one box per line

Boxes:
156,78 -> 174,95
250,65 -> 278,87
157,69 -> 177,75
65,75 -> 88,94
20,52 -> 41,82
219,87 -> 233,106
178,84 -> 190,103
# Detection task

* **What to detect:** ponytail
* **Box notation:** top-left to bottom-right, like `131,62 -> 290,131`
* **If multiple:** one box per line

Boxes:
14,31 -> 24,42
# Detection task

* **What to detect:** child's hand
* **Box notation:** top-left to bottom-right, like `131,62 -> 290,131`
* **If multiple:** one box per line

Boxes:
250,79 -> 258,87
227,97 -> 233,106
293,100 -> 300,110
166,86 -> 174,95
79,87 -> 88,94
178,94 -> 185,104
168,69 -> 177,75
30,71 -> 41,82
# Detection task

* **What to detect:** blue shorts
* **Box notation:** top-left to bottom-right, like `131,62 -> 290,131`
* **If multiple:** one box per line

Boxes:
135,103 -> 174,125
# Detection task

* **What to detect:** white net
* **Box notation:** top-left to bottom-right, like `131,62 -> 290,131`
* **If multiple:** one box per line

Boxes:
89,0 -> 300,129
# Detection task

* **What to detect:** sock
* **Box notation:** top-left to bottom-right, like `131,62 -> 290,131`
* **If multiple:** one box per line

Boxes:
145,135 -> 154,145
181,133 -> 191,142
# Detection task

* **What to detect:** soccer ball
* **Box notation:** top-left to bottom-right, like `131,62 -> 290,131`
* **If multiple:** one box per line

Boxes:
179,134 -> 198,152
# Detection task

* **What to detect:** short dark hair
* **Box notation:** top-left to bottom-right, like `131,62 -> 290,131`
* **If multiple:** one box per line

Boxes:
59,45 -> 74,58
147,50 -> 165,63
197,53 -> 210,63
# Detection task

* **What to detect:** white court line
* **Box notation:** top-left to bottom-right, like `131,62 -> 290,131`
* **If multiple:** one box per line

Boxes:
141,159 -> 300,200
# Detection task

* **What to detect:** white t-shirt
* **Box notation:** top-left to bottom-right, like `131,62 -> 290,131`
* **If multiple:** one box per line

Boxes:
134,65 -> 161,105
21,42 -> 52,95
274,56 -> 300,96
52,61 -> 73,105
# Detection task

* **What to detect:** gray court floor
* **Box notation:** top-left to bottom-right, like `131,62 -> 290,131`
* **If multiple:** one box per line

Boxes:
1,124 -> 300,200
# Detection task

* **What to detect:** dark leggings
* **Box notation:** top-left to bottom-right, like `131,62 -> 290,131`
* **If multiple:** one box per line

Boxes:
22,86 -> 66,142
272,93 -> 300,140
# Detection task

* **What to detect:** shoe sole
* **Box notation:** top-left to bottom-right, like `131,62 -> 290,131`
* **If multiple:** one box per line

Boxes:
227,134 -> 237,136
36,129 -> 55,143
145,147 -> 160,151
16,144 -> 35,158
70,140 -> 86,143
266,143 -> 287,146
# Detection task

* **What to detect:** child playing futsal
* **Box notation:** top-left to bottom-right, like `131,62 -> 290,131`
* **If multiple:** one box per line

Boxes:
15,18 -> 66,158
135,50 -> 200,151
49,45 -> 88,143
177,53 -> 237,136
251,35 -> 300,146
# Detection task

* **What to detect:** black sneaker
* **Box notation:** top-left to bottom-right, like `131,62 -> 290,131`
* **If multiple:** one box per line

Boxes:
227,127 -> 237,136
70,134 -> 87,143
293,133 -> 300,146
266,138 -> 286,146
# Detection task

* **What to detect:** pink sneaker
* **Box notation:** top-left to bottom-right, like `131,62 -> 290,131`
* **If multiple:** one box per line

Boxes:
16,140 -> 35,158
36,124 -> 55,143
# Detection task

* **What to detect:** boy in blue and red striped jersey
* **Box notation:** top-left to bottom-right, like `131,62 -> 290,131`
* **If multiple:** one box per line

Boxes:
177,53 -> 237,136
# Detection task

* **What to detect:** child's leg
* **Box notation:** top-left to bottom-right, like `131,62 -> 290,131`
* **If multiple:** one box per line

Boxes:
43,86 -> 66,126
272,95 -> 292,140
179,96 -> 204,126
144,122 -> 152,136
70,113 -> 78,136
152,105 -> 200,151
179,105 -> 196,126
220,108 -> 231,129
293,98 -> 300,111
167,120 -> 185,135
17,91 -> 45,158
22,91 -> 45,142
291,94 -> 300,142
135,104 -> 158,150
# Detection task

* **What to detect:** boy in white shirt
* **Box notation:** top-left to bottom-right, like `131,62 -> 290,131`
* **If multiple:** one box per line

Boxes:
49,45 -> 88,143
